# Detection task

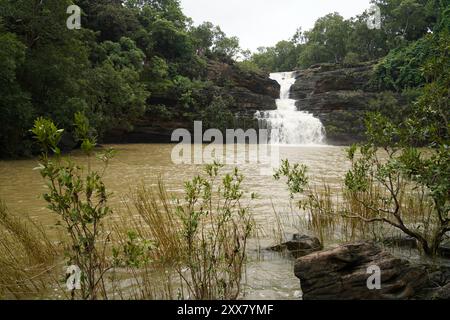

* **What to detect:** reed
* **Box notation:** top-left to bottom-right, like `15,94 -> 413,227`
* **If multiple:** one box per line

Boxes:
0,200 -> 58,299
111,163 -> 256,300
273,159 -> 442,250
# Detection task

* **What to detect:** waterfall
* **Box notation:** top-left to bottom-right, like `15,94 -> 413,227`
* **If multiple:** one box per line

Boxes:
255,71 -> 325,145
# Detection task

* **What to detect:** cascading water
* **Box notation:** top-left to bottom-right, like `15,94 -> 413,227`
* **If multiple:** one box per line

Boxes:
256,71 -> 326,145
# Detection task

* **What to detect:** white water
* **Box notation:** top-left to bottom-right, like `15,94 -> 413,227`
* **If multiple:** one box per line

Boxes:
256,71 -> 325,145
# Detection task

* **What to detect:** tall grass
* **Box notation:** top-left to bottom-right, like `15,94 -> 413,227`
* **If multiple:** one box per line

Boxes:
272,174 -> 440,250
0,200 -> 58,299
111,163 -> 256,300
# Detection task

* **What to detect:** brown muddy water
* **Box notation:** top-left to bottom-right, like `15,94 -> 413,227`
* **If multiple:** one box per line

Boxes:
0,144 -> 350,299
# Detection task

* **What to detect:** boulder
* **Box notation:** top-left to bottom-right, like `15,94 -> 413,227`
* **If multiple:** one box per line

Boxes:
270,234 -> 323,258
294,242 -> 429,300
416,264 -> 450,299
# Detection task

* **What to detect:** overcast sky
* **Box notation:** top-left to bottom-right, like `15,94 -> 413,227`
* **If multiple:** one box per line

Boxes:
180,0 -> 373,52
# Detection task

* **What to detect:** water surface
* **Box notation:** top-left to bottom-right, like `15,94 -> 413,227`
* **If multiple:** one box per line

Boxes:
0,143 -> 350,299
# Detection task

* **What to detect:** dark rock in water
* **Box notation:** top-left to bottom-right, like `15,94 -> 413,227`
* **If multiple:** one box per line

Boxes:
439,240 -> 450,258
270,234 -> 322,259
294,242 -> 428,300
383,236 -> 418,249
415,264 -> 450,300
429,283 -> 450,300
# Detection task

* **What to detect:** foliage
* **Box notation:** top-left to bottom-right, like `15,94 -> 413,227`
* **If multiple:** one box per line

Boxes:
0,201 -> 56,299
0,30 -> 34,157
344,31 -> 449,256
31,115 -> 116,299
273,159 -> 309,199
115,162 -> 255,300
246,0 -> 442,71
200,95 -> 235,131
175,163 -> 254,299
374,35 -> 437,91
0,0 -> 244,157
190,21 -> 242,62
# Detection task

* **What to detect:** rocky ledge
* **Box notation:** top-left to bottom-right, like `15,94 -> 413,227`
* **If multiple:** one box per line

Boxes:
294,242 -> 450,300
290,61 -> 398,145
104,60 -> 279,143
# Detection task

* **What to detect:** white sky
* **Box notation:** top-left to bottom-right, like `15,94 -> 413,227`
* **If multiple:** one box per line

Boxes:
180,0 -> 373,52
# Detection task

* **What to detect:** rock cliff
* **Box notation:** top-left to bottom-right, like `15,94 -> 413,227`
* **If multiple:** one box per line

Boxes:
290,61 -> 383,145
104,60 -> 279,143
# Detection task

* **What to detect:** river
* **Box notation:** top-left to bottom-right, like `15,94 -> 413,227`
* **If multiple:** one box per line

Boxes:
0,72 -> 353,299
0,143 -> 351,299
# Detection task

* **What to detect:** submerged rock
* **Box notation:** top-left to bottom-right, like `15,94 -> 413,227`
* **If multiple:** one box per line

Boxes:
294,242 -> 428,300
383,235 -> 418,249
270,234 -> 322,259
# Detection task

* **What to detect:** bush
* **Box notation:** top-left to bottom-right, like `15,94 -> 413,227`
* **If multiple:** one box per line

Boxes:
31,113 -> 116,299
116,162 -> 256,300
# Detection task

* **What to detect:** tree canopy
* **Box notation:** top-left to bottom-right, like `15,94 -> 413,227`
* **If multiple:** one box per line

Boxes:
0,0 -> 245,157
245,0 -> 444,72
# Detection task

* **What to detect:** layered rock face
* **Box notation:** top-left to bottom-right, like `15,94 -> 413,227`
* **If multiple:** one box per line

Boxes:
290,62 -> 380,145
104,60 -> 279,143
206,60 -> 280,116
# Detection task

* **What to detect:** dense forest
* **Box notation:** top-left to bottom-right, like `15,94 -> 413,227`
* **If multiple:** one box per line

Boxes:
0,0 -> 449,157
0,0 -> 244,157
246,0 -> 447,74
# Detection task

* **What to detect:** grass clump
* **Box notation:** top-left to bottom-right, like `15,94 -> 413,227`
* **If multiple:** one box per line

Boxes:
114,162 -> 256,300
0,201 -> 57,299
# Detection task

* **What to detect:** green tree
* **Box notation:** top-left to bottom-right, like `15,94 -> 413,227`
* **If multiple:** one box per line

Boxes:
344,31 -> 449,256
85,61 -> 149,135
0,31 -> 33,156
301,13 -> 352,65
372,0 -> 438,43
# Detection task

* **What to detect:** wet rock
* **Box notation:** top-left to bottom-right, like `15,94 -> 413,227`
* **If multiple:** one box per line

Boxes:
416,264 -> 450,299
438,240 -> 450,258
289,61 -> 406,145
206,60 -> 280,99
430,283 -> 450,300
294,242 -> 428,300
270,234 -> 322,259
383,236 -> 418,249
104,59 -> 279,143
